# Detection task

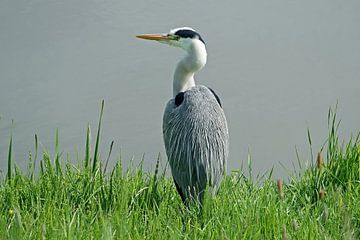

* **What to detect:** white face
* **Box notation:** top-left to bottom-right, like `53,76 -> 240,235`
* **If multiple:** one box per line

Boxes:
159,27 -> 205,52
162,37 -> 194,50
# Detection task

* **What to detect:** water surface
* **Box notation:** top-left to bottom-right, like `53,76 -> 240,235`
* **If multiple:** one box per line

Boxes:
1,1 -> 359,178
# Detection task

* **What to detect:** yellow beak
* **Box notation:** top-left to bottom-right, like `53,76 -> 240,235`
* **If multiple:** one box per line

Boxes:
136,34 -> 170,41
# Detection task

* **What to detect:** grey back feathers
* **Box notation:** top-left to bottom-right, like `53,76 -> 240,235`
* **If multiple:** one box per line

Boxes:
163,85 -> 229,202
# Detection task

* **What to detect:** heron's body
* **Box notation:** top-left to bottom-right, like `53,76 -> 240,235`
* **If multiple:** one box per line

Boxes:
137,27 -> 229,203
163,85 -> 228,202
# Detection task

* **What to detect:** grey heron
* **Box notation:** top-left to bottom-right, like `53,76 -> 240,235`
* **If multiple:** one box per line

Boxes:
137,27 -> 229,204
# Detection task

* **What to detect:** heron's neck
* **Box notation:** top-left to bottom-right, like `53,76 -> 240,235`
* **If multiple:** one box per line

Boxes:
173,42 -> 207,97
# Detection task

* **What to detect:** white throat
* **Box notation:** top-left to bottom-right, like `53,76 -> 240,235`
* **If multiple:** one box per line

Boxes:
173,40 -> 207,96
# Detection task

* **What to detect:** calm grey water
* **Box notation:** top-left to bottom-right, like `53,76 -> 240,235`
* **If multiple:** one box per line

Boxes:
1,1 -> 359,178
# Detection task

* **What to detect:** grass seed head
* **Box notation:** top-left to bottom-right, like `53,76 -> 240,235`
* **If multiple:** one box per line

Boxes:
277,179 -> 284,199
316,150 -> 323,170
319,189 -> 326,201
41,224 -> 46,240
8,209 -> 14,216
322,206 -> 329,223
282,224 -> 288,240
292,219 -> 300,231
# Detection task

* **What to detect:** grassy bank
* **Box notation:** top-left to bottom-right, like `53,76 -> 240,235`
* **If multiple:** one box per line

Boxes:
0,105 -> 359,239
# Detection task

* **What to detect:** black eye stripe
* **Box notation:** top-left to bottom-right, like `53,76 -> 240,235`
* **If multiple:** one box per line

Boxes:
174,29 -> 205,44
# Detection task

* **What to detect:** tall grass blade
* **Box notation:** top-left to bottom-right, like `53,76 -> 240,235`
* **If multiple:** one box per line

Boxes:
247,150 -> 252,184
55,128 -> 62,175
85,124 -> 91,170
267,166 -> 274,179
93,100 -> 105,173
31,134 -> 38,180
307,126 -> 314,166
104,140 -> 114,174
295,146 -> 302,171
7,135 -> 13,181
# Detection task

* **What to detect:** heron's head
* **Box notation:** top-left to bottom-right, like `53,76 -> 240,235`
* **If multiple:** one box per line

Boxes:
136,27 -> 206,53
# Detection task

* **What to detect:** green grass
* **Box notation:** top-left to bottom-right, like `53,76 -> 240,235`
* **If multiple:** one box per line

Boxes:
0,104 -> 359,239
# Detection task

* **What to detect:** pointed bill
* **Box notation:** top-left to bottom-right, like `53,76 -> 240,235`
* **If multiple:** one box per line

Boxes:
136,34 -> 170,41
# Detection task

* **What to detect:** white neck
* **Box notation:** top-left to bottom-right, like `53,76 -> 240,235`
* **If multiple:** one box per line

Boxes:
173,41 -> 207,97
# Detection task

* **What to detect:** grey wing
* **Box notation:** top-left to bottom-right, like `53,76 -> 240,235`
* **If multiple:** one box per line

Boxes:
163,86 -> 229,200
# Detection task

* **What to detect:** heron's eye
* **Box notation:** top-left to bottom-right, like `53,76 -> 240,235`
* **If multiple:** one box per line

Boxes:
171,35 -> 180,41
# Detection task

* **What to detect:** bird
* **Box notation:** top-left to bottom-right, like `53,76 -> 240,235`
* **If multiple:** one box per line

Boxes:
137,27 -> 229,204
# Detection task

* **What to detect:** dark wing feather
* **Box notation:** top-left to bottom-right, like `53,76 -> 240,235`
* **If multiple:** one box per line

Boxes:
208,87 -> 222,108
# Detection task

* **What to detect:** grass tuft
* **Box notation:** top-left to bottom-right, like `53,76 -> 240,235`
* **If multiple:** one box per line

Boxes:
0,104 -> 359,239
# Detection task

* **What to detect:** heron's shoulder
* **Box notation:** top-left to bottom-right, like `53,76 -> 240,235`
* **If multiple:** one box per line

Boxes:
188,85 -> 222,108
165,85 -> 222,110
206,87 -> 222,108
187,85 -> 212,93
